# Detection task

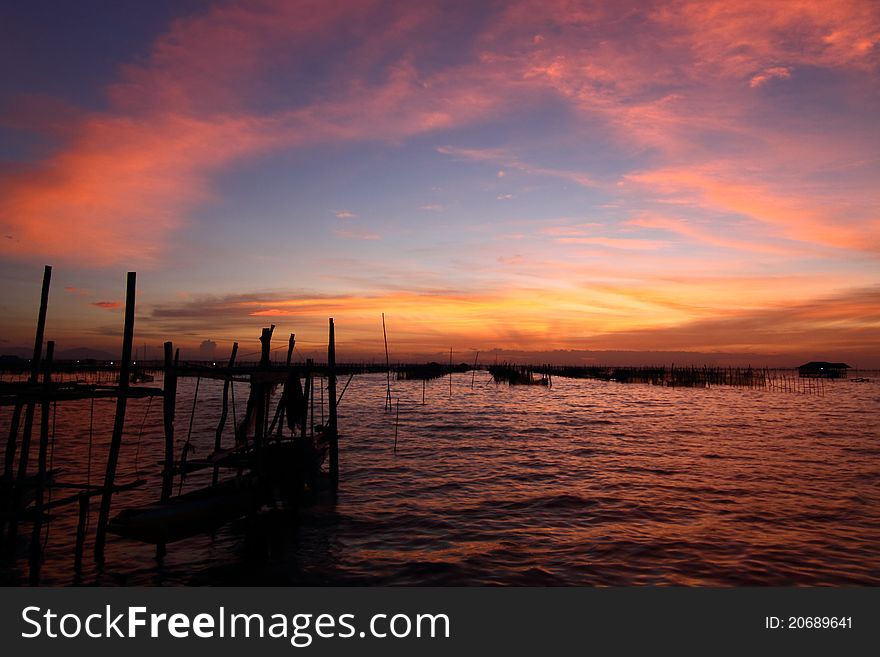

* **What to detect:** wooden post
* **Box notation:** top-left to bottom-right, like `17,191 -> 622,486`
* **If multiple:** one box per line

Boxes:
328,318 -> 338,487
213,342 -> 238,485
471,351 -> 479,389
5,265 -> 51,545
308,359 -> 315,437
393,398 -> 400,454
2,404 -> 23,485
272,333 -> 294,441
94,271 -> 136,561
302,359 -> 311,439
287,333 -> 295,367
259,325 -> 275,368
382,313 -> 391,411
35,341 -> 54,494
28,340 -> 54,585
161,341 -> 177,502
449,347 -> 453,397
253,327 -> 274,455
15,265 -> 52,483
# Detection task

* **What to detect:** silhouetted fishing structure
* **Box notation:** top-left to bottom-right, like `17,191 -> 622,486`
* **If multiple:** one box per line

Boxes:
0,266 -> 342,585
489,364 -> 551,386
0,266 -> 847,585
536,364 -> 825,395
395,362 -> 470,381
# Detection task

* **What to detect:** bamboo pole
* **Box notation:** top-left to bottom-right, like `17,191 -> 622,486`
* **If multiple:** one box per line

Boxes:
14,265 -> 52,483
2,404 -> 22,483
308,359 -> 315,437
383,313 -> 391,411
160,342 -> 177,503
5,265 -> 51,545
328,318 -> 338,487
449,347 -> 453,397
28,340 -> 54,585
94,271 -> 136,561
213,342 -> 238,485
302,359 -> 311,439
393,398 -> 400,454
253,327 -> 274,456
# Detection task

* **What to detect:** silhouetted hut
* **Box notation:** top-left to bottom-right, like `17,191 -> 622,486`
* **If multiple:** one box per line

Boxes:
797,361 -> 850,378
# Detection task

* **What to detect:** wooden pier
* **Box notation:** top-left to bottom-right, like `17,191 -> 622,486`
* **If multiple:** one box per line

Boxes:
0,265 -> 342,584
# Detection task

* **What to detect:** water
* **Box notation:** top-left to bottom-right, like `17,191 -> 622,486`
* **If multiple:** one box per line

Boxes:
2,372 -> 878,585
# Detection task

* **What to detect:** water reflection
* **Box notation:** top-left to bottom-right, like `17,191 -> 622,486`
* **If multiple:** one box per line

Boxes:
1,372 -> 878,585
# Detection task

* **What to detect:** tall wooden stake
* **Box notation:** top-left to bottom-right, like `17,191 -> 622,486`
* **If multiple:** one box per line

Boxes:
28,340 -> 54,585
302,359 -> 311,439
161,342 -> 177,502
213,342 -> 238,485
254,326 -> 274,457
6,265 -> 51,545
328,318 -> 338,488
157,340 -> 176,560
15,265 -> 52,483
287,333 -> 295,366
449,347 -> 453,397
94,271 -> 136,561
382,313 -> 391,411
308,359 -> 315,437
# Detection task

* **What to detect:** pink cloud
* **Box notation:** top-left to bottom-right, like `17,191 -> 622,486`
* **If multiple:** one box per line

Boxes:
749,66 -> 792,88
1,0 -> 877,272
627,214 -> 804,256
625,167 -> 879,253
0,1 -> 507,267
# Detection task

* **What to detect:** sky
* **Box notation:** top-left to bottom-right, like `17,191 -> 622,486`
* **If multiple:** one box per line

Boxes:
1,0 -> 878,366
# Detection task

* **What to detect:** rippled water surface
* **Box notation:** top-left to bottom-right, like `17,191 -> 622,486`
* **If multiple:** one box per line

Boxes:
2,372 -> 878,585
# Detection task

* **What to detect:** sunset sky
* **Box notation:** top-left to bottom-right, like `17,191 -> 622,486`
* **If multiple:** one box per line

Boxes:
1,0 -> 878,365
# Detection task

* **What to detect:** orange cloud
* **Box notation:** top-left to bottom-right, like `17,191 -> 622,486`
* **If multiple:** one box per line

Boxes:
625,168 -> 879,252
138,281 -> 879,363
554,236 -> 666,251
626,214 -> 804,256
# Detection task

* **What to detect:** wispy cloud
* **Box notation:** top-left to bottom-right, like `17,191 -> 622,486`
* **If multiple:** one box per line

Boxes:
749,66 -> 792,88
437,145 -> 597,188
334,228 -> 380,241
